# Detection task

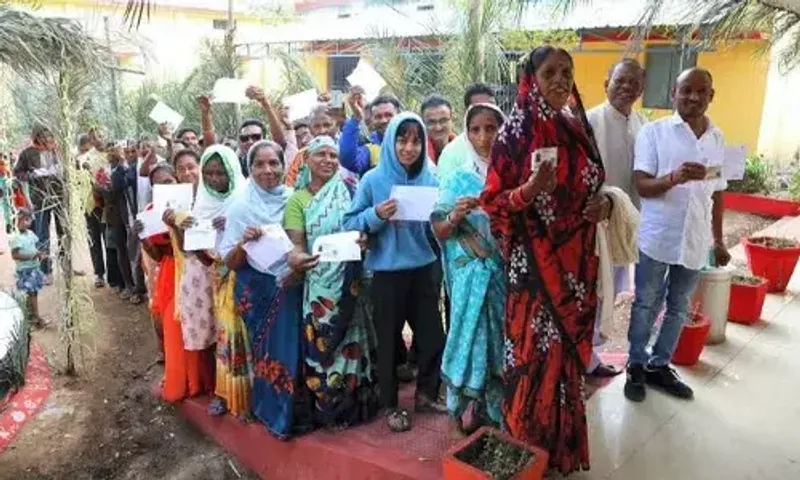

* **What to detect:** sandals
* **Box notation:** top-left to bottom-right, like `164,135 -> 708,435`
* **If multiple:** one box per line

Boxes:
207,397 -> 228,417
129,294 -> 144,305
414,394 -> 448,414
386,408 -> 412,433
590,363 -> 623,378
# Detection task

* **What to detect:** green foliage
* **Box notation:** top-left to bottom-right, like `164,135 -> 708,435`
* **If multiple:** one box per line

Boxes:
728,154 -> 771,194
788,167 -> 800,201
501,29 -> 580,51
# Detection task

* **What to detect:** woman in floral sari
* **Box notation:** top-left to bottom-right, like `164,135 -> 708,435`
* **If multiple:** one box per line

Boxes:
431,104 -> 506,435
283,136 -> 380,429
480,46 -> 612,474
172,146 -> 247,413
218,140 -> 313,439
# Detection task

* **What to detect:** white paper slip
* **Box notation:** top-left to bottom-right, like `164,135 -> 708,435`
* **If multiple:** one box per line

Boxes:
531,147 -> 558,172
312,231 -> 361,263
329,90 -> 345,109
704,165 -> 722,180
347,59 -> 387,102
136,209 -> 168,239
243,224 -> 294,272
152,184 -> 194,212
390,186 -> 438,222
284,89 -> 319,122
723,145 -> 747,181
184,220 -> 217,251
211,78 -> 249,104
148,101 -> 184,129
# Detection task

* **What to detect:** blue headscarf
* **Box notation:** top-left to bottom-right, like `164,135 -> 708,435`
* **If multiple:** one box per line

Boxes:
375,112 -> 432,185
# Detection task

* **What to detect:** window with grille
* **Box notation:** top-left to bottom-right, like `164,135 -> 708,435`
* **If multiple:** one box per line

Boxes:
642,45 -> 698,109
328,56 -> 360,92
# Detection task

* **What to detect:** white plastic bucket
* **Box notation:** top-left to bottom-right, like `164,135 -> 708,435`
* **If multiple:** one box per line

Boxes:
692,267 -> 733,345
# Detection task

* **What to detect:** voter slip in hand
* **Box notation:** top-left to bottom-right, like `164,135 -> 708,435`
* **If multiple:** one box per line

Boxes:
242,224 -> 294,272
389,186 -> 438,222
184,220 -> 217,251
136,209 -> 168,240
312,231 -> 362,263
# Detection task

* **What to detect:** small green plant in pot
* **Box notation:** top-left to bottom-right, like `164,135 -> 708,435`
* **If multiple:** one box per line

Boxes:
744,236 -> 800,293
443,427 -> 549,480
727,154 -> 770,194
728,274 -> 769,325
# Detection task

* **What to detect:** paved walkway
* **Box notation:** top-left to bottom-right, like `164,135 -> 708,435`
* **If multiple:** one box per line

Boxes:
574,216 -> 800,480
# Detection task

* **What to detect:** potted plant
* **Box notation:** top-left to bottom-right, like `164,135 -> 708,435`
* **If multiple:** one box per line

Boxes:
728,274 -> 769,325
672,311 -> 711,367
443,426 -> 549,480
743,236 -> 800,293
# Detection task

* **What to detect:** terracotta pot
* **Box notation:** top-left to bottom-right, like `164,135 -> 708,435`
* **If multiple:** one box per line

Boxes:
728,277 -> 769,325
743,237 -> 800,293
443,426 -> 549,480
672,312 -> 711,366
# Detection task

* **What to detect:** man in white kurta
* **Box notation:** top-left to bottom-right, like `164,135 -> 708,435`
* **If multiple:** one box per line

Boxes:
585,59 -> 647,377
624,68 -> 731,403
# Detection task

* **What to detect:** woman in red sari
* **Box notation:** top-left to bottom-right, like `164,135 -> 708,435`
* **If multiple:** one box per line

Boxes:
480,47 -> 612,474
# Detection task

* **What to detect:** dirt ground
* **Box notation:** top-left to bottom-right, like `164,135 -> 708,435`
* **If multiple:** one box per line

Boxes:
0,210 -> 774,479
0,251 -> 256,480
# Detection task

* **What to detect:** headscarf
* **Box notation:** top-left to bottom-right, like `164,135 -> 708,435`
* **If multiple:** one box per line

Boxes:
375,112 -> 433,185
192,145 -> 247,221
437,103 -> 506,182
305,135 -> 338,156
217,140 -> 293,260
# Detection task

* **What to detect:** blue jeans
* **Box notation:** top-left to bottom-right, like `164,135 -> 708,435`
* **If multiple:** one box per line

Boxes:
34,205 -> 64,276
628,252 -> 702,367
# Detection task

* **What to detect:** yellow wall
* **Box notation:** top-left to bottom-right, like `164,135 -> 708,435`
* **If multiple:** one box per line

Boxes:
303,55 -> 329,91
573,40 -> 768,153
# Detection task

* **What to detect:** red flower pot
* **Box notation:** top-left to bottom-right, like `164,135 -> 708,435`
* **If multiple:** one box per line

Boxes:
743,237 -> 800,293
672,313 -> 711,366
443,426 -> 549,480
728,277 -> 769,325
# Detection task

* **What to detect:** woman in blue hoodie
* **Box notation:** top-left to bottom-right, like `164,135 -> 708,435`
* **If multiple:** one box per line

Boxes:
343,112 -> 446,432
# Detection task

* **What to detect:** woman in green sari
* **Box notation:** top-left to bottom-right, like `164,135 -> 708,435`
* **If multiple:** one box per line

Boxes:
283,136 -> 380,428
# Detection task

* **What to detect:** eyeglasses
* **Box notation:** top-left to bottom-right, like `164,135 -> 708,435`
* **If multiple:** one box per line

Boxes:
239,134 -> 263,143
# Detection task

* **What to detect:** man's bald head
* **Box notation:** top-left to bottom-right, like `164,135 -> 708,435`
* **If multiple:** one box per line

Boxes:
676,67 -> 713,87
605,58 -> 646,115
673,67 -> 715,120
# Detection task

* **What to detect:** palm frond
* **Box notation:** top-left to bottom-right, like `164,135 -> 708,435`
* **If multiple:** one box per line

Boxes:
0,6 -> 109,77
123,0 -> 153,30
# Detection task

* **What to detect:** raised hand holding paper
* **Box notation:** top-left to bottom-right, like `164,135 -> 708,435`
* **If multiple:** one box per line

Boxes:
148,101 -> 184,129
283,89 -> 319,122
136,209 -> 168,239
184,220 -> 217,251
212,78 -> 249,104
153,184 -> 194,212
723,145 -> 746,181
390,186 -> 438,222
346,59 -> 387,102
312,231 -> 361,262
242,224 -> 294,272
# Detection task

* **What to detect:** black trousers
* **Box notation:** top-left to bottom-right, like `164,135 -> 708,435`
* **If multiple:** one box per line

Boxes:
372,264 -> 444,408
110,223 -> 135,291
86,210 -> 105,277
397,259 -> 449,365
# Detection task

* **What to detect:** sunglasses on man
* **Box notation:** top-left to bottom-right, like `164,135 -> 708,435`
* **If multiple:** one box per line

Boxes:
239,133 -> 263,143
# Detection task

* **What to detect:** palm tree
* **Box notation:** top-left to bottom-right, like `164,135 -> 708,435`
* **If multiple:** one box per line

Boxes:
0,3 -> 110,375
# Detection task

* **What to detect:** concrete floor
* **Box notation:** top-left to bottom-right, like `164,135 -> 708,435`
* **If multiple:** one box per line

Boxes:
574,216 -> 800,480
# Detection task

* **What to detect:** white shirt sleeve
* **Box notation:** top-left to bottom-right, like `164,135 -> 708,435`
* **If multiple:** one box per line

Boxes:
633,125 -> 658,176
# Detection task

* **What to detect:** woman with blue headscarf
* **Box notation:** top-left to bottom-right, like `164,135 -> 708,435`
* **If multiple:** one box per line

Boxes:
344,113 -> 446,433
284,136 -> 380,429
217,140 -> 313,439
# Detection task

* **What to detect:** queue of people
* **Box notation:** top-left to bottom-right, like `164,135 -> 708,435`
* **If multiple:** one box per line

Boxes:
4,45 -> 733,476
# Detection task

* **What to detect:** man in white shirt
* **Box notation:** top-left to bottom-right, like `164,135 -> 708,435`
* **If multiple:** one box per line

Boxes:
625,68 -> 731,402
586,58 -> 647,378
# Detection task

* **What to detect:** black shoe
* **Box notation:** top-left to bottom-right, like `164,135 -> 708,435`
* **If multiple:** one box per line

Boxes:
624,364 -> 647,402
397,363 -> 415,383
645,364 -> 694,400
